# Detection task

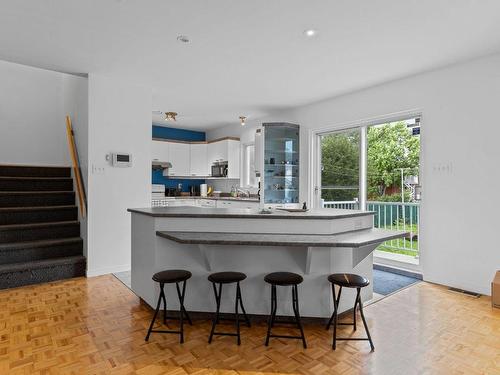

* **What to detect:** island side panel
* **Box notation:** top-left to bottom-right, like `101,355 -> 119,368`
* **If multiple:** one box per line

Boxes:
131,213 -> 158,307
151,215 -> 373,235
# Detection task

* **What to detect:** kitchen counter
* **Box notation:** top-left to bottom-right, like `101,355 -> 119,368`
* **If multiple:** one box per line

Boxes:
129,206 -> 406,318
163,195 -> 260,202
156,228 -> 407,247
128,206 -> 374,220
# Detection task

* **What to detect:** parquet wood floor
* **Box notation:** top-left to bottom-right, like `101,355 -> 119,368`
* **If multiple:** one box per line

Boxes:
0,275 -> 498,375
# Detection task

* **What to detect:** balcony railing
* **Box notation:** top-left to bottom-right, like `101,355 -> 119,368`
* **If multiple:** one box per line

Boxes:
322,200 -> 420,258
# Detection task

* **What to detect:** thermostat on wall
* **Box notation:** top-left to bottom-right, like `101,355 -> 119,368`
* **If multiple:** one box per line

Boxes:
107,153 -> 132,167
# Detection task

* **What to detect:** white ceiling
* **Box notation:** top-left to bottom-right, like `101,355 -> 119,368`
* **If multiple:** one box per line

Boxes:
1,0 -> 500,130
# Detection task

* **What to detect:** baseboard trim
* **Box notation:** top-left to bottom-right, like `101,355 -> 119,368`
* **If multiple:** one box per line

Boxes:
87,264 -> 130,277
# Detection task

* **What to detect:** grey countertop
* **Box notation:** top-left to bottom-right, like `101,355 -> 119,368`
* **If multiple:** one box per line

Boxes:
153,196 -> 260,202
156,229 -> 408,247
128,206 -> 375,219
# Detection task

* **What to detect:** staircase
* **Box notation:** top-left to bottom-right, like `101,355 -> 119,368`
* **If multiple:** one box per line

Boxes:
0,165 -> 86,289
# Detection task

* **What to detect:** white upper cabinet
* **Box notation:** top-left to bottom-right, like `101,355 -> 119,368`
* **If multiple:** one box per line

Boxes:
207,140 -> 227,163
190,143 -> 208,176
168,142 -> 190,176
226,139 -> 240,179
207,139 -> 240,178
152,140 -> 170,162
152,138 -> 240,178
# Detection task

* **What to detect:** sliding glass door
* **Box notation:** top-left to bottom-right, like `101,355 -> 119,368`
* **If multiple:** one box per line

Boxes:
314,116 -> 421,265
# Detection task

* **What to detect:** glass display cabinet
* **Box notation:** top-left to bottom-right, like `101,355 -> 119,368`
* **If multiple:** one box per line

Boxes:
262,123 -> 300,207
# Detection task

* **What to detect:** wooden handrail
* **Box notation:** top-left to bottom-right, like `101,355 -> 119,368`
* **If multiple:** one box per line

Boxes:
65,115 -> 87,218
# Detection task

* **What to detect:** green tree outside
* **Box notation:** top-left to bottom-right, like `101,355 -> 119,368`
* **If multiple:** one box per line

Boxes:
320,121 -> 420,202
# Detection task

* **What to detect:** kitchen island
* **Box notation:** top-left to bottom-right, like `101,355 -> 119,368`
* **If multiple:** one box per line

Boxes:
128,206 -> 407,318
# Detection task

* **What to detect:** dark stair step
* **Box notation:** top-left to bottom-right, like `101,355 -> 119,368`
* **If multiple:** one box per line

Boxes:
0,255 -> 86,290
0,221 -> 80,243
0,165 -> 71,178
0,177 -> 73,192
0,206 -> 78,225
0,191 -> 75,207
0,237 -> 83,264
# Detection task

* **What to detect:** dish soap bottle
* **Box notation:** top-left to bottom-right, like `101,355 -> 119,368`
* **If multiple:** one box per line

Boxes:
230,185 -> 237,197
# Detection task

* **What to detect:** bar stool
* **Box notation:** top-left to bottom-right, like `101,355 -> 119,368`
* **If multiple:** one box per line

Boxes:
326,273 -> 374,351
208,271 -> 251,345
145,269 -> 193,343
264,272 -> 307,348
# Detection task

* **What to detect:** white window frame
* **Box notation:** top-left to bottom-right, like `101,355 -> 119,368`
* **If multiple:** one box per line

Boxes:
241,142 -> 257,188
308,109 -> 424,272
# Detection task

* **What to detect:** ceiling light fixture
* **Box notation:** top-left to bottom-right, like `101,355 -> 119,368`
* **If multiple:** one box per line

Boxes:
165,112 -> 178,121
303,29 -> 318,37
177,35 -> 190,43
239,116 -> 246,126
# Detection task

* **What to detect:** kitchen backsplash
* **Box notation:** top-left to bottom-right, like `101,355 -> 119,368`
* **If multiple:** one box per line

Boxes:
209,178 -> 240,192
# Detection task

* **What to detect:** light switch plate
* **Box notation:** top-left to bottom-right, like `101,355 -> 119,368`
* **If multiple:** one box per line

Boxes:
92,164 -> 105,175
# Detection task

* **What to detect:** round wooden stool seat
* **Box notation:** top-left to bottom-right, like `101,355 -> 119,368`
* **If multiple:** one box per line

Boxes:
327,273 -> 369,288
208,271 -> 247,284
152,269 -> 192,284
264,272 -> 303,286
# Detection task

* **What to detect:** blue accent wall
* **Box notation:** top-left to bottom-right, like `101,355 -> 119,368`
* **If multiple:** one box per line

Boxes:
152,125 -> 206,192
152,125 -> 206,142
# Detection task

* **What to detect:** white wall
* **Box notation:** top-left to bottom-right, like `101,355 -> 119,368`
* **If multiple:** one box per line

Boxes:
87,74 -> 151,276
62,74 -> 89,256
209,53 -> 500,295
0,60 -> 87,166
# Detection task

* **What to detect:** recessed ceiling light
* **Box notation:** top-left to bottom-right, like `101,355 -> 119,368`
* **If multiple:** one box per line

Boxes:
303,29 -> 318,37
177,35 -> 190,43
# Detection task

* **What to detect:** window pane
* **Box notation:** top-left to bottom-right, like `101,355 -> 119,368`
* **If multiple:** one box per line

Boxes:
320,129 -> 360,209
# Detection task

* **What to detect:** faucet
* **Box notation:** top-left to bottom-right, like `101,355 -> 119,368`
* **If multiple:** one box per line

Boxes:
237,188 -> 251,198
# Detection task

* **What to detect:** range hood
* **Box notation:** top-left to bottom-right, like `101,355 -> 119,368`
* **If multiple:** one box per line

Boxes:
152,160 -> 172,169
152,161 -> 172,176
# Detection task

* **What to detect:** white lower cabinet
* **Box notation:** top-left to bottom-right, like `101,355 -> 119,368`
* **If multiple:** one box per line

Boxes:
197,199 -> 216,207
216,200 -> 259,209
167,199 -> 197,207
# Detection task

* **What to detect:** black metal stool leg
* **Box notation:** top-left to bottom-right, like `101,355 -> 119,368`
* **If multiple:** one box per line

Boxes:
162,284 -> 167,325
292,285 -> 307,349
265,284 -> 277,346
208,282 -> 222,343
237,283 -> 251,327
353,287 -> 361,331
175,282 -> 185,343
235,282 -> 241,345
178,280 -> 192,325
326,283 -> 342,330
332,286 -> 342,350
358,293 -> 375,351
145,287 -> 163,341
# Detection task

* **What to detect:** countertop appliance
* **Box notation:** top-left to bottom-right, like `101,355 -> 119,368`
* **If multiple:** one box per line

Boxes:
211,161 -> 228,177
166,187 -> 181,197
152,184 -> 166,200
190,185 -> 200,196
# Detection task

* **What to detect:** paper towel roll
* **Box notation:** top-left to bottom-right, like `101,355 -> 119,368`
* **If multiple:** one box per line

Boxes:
200,184 -> 208,197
